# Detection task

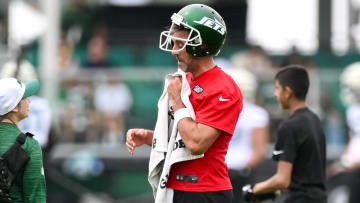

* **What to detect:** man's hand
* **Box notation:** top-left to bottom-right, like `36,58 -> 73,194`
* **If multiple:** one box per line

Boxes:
126,129 -> 153,155
242,184 -> 256,202
167,77 -> 185,111
242,184 -> 282,202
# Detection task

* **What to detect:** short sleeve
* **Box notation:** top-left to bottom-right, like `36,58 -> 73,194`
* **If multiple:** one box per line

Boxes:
196,90 -> 242,135
272,124 -> 297,163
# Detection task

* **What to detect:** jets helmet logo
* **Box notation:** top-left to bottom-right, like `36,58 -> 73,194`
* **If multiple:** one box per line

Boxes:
194,17 -> 226,35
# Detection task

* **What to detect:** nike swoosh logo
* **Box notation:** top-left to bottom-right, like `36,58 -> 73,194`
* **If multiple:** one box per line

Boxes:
273,150 -> 284,155
219,96 -> 230,102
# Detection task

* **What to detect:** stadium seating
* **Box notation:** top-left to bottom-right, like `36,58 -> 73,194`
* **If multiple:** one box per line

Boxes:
143,47 -> 177,67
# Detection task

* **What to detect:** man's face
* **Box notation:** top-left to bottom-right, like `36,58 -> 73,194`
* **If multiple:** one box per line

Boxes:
274,80 -> 289,109
171,30 -> 193,72
15,98 -> 30,120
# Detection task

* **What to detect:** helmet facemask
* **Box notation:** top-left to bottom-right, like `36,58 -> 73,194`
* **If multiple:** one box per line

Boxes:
159,13 -> 202,53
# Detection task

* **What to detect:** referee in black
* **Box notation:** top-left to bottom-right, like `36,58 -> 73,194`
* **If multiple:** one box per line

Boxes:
243,65 -> 327,203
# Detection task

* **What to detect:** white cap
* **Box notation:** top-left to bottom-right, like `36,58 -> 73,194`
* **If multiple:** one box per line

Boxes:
0,77 -> 40,116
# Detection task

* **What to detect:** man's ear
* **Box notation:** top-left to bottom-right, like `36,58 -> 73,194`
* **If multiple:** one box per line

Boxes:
284,86 -> 293,99
12,104 -> 20,113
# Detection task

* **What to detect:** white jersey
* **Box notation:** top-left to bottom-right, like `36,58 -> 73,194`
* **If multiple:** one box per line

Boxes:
343,104 -> 360,165
19,96 -> 51,147
347,104 -> 360,137
94,83 -> 133,116
225,103 -> 269,169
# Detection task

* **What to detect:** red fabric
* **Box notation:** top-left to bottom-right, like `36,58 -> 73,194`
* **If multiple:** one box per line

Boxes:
167,67 -> 243,192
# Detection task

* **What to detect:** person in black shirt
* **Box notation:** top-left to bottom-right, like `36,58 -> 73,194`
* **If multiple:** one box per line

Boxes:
243,65 -> 327,203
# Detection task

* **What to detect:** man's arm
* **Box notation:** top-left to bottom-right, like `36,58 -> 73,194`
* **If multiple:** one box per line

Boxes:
177,117 -> 221,155
246,127 -> 268,168
168,77 -> 221,155
126,129 -> 154,155
252,161 -> 292,194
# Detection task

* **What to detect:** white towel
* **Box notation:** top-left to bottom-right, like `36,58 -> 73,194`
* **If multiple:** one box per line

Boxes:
148,69 -> 204,203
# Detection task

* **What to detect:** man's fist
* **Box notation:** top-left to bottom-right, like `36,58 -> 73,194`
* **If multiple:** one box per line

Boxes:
242,184 -> 282,202
242,184 -> 256,202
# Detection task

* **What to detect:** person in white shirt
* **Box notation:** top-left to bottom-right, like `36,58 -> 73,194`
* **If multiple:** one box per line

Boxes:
339,62 -> 360,171
335,62 -> 360,203
94,76 -> 132,144
225,68 -> 269,203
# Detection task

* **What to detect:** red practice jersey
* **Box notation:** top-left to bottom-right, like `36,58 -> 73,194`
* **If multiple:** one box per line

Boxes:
167,67 -> 243,192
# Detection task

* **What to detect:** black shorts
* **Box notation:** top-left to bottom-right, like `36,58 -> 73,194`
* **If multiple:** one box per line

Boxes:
228,169 -> 251,203
173,189 -> 233,203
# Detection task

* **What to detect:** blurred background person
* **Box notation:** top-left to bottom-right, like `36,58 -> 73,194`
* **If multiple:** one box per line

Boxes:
93,74 -> 133,144
57,37 -> 79,73
59,79 -> 95,143
61,0 -> 95,47
225,67 -> 269,203
83,33 -> 112,68
339,62 -> 360,171
320,93 -> 346,147
329,62 -> 360,203
229,45 -> 275,81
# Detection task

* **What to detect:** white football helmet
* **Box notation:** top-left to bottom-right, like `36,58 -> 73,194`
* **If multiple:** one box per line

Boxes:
340,62 -> 360,106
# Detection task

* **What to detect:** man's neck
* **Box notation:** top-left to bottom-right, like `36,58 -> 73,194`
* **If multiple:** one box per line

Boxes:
191,57 -> 216,79
0,115 -> 19,126
288,99 -> 306,115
